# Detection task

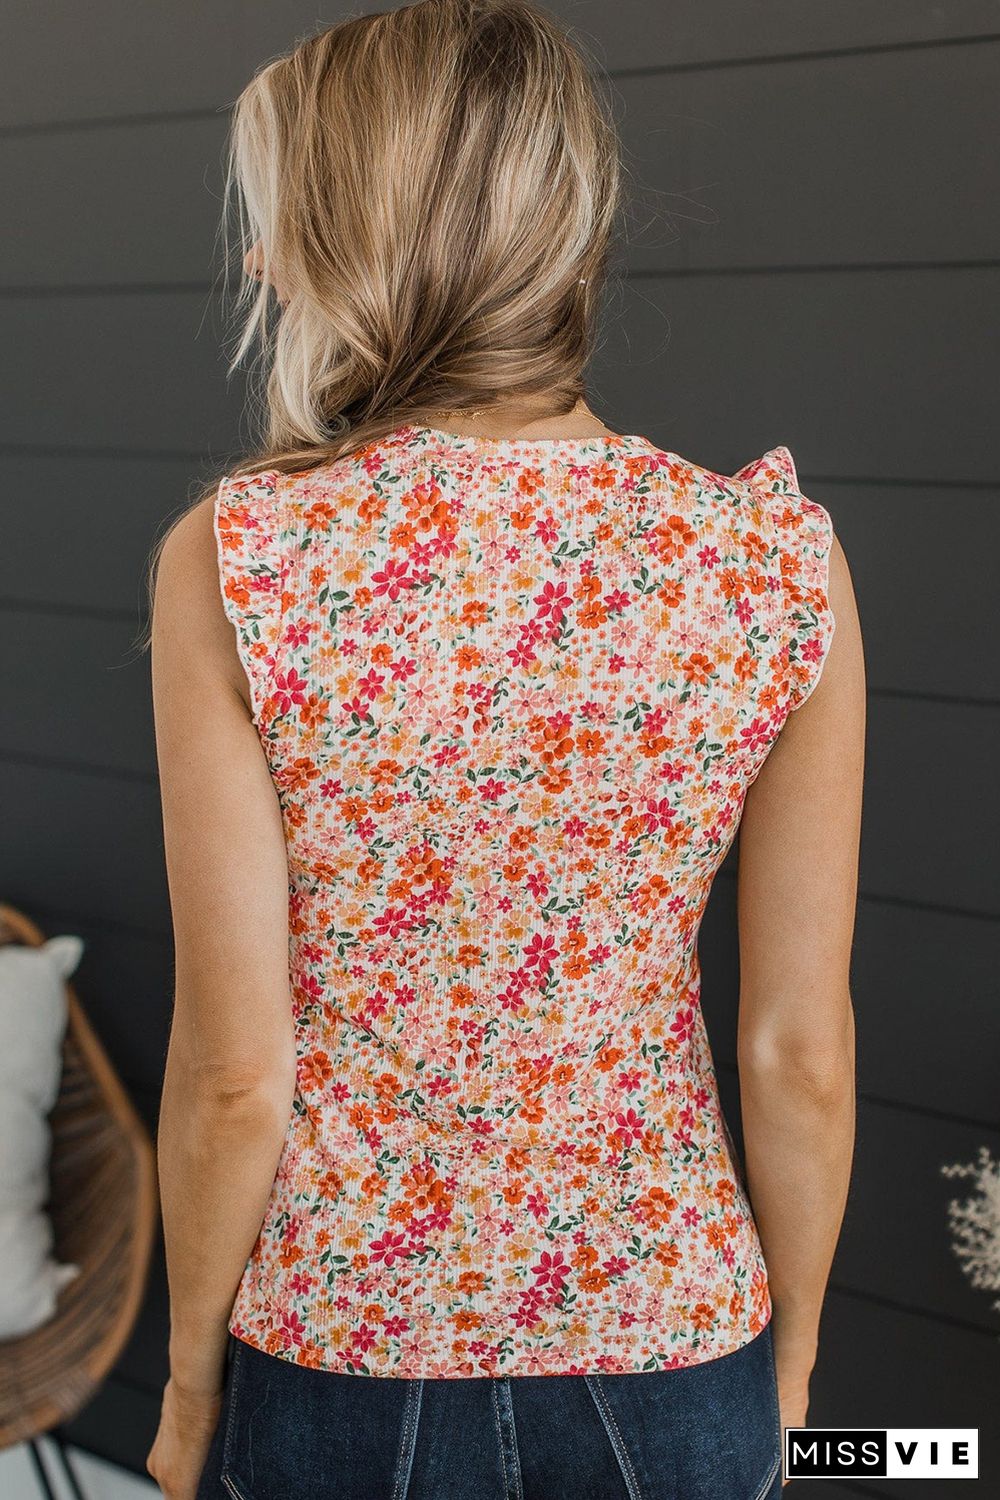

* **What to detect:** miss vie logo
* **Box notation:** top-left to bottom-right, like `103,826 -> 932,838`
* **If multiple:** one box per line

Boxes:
784,1428 -> 979,1479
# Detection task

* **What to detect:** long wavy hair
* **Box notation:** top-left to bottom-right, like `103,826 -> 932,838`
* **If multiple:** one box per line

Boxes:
141,0 -> 625,638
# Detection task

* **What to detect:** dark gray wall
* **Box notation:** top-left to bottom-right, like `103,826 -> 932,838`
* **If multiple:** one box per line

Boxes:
2,3 -> 998,1492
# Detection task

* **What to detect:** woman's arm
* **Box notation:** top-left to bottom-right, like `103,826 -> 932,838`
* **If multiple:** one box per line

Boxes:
736,531 -> 865,1429
149,491 -> 296,1400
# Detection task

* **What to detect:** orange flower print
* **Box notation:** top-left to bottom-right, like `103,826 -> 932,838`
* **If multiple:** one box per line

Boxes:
215,433 -> 833,1377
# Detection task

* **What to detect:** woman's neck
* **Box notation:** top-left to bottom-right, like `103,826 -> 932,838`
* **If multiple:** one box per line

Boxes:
421,397 -> 620,442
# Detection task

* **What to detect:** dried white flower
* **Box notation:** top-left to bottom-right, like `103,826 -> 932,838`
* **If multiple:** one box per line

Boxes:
941,1145 -> 1000,1322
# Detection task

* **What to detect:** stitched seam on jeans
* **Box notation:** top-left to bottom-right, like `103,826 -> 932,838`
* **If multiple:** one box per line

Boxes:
221,1473 -> 249,1500
499,1380 -> 523,1500
391,1380 -> 423,1500
765,1322 -> 784,1492
751,1451 -> 782,1500
584,1374 -> 643,1500
220,1340 -> 244,1487
491,1381 -> 513,1500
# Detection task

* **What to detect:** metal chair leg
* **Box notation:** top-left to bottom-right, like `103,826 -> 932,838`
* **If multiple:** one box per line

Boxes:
51,1429 -> 89,1500
26,1439 -> 60,1500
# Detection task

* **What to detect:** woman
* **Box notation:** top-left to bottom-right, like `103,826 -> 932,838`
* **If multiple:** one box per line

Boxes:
145,2 -> 863,1497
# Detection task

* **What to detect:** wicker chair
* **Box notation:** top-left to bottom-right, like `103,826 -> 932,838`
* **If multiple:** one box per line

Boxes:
0,903 -> 158,1497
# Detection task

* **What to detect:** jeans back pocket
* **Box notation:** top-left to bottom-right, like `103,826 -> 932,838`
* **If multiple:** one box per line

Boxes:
220,1336 -> 421,1500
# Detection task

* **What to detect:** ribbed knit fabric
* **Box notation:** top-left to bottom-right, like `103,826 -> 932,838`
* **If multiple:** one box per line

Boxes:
213,423 -> 836,1378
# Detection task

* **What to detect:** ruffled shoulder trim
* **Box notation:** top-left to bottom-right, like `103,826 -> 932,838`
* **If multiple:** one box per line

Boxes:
731,446 -> 837,715
730,444 -> 800,491
213,470 -> 287,727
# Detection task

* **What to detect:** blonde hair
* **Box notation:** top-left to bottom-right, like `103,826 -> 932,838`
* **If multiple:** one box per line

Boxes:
229,0 -> 622,472
141,0 -> 624,638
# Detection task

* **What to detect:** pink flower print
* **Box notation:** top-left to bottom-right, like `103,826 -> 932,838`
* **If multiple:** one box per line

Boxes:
523,933 -> 558,972
351,1322 -> 379,1353
357,667 -> 386,701
477,776 -> 507,802
284,616 -> 313,649
612,1109 -> 645,1147
213,437 -> 828,1377
273,666 -> 309,716
373,906 -> 414,940
532,578 -> 572,629
531,1251 -> 570,1291
801,634 -> 826,666
739,716 -> 773,754
670,1007 -> 695,1042
735,595 -> 755,629
644,796 -> 676,834
369,1231 -> 408,1267
371,557 -> 413,600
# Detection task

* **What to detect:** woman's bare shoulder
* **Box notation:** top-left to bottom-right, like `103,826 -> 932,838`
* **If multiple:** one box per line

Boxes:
152,489 -> 252,710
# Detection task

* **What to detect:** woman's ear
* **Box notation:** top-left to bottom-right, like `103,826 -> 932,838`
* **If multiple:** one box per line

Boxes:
243,240 -> 288,305
243,241 -> 265,282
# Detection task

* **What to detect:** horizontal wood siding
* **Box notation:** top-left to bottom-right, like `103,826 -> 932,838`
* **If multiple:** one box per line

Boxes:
3,3 -> 996,1485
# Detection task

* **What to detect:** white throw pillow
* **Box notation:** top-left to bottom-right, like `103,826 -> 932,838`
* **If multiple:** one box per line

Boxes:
0,934 -> 84,1339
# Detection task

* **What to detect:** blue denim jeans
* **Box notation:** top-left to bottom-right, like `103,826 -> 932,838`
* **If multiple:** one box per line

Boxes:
196,1320 -> 782,1500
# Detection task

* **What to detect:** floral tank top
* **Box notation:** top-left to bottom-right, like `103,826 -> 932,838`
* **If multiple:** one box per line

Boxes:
213,423 -> 836,1378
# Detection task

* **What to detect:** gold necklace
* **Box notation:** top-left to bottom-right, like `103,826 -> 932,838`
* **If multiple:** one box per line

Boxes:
428,403 -> 503,421
428,401 -> 583,424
